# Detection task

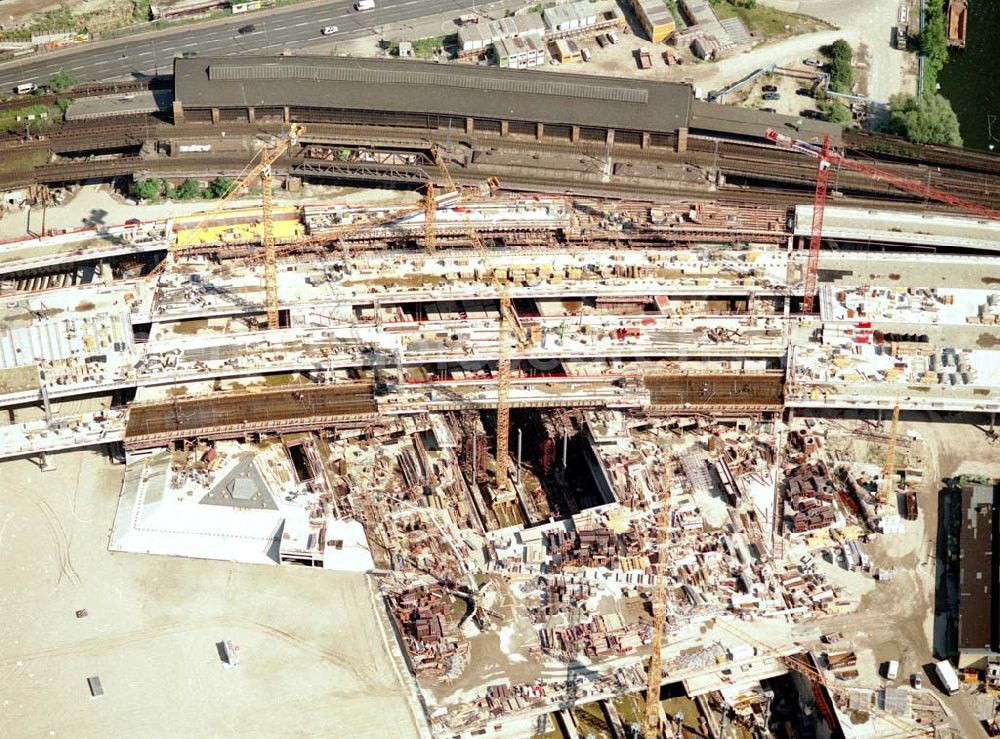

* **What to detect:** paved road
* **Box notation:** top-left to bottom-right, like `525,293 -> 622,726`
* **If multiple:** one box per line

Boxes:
0,0 -> 514,93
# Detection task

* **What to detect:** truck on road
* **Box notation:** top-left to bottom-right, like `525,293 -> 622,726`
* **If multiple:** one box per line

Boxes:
935,659 -> 960,695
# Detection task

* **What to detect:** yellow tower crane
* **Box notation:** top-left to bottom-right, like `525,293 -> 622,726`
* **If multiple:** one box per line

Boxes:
423,180 -> 437,255
643,465 -> 672,739
149,123 -> 304,329
431,146 -> 522,499
880,397 -> 902,507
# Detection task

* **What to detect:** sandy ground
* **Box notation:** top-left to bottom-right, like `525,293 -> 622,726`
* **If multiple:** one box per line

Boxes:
0,182 -> 418,241
759,0 -> 917,100
330,0 -> 914,105
805,416 -> 1000,738
0,450 -> 427,739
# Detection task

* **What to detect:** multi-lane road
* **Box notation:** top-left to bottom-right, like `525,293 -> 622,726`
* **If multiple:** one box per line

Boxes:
0,0 -> 512,93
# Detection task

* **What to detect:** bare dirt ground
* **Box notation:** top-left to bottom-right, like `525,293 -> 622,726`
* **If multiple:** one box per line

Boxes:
811,416 -> 1000,738
0,0 -> 132,33
759,0 -> 919,100
0,450 -> 426,738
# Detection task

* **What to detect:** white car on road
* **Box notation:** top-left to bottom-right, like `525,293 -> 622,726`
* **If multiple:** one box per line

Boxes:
321,26 -> 339,35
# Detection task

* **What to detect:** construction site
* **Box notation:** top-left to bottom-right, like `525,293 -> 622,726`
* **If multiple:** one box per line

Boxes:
3,54 -> 1000,739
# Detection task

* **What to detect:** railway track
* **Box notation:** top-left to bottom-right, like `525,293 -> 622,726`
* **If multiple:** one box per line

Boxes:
845,130 -> 1000,176
0,112 -> 995,217
0,78 -> 169,114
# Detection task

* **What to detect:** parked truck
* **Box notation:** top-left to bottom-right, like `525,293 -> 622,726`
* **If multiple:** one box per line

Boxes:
935,659 -> 960,695
637,48 -> 652,69
885,660 -> 899,680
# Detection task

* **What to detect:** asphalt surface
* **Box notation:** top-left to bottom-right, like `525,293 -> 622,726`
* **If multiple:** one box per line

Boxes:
0,0 -> 518,93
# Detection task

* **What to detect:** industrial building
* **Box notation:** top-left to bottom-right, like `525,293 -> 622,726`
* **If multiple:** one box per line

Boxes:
172,55 -> 692,140
676,0 -> 754,59
627,0 -> 677,43
494,34 -> 546,68
958,482 -> 1000,670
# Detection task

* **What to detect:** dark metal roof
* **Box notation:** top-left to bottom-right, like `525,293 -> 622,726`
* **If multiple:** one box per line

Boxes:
688,99 -> 844,147
173,56 -> 692,134
958,483 -> 998,653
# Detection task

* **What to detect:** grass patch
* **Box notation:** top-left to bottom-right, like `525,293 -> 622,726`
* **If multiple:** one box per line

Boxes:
708,0 -> 828,40
0,104 -> 57,133
391,35 -> 452,59
0,148 -> 51,177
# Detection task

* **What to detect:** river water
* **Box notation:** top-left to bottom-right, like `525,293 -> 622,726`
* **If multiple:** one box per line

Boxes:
938,0 -> 1000,151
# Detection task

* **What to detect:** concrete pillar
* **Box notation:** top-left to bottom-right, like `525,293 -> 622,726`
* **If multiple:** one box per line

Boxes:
40,452 -> 55,472
465,116 -> 475,134
676,126 -> 688,153
516,428 -> 522,483
641,131 -> 650,148
536,122 -> 544,140
605,128 -> 615,147
247,106 -> 255,123
211,107 -> 220,125
171,100 -> 184,124
283,106 -> 290,123
571,125 -> 580,143
500,119 -> 509,137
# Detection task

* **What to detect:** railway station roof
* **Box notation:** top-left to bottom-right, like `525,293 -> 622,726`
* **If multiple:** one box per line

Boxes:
173,56 -> 692,134
688,99 -> 843,147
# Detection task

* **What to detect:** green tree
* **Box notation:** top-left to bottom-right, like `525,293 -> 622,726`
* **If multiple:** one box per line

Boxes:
888,93 -> 962,146
49,69 -> 80,92
134,178 -> 165,200
918,0 -> 948,94
820,39 -> 854,94
204,176 -> 234,198
174,178 -> 201,200
821,39 -> 852,60
818,98 -> 852,125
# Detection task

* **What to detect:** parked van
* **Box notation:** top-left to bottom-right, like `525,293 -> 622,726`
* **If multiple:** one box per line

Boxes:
885,660 -> 899,680
14,83 -> 36,95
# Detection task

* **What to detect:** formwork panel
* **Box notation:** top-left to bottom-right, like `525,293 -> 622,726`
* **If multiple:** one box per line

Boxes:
644,373 -> 784,409
124,383 -> 376,446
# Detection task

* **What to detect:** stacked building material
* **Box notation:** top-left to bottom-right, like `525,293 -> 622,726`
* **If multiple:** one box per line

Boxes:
785,463 -> 837,533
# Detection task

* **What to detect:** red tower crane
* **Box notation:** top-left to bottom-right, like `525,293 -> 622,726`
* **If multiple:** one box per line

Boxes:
765,128 -> 1000,314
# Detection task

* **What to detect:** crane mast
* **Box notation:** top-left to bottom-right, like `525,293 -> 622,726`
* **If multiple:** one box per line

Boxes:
643,466 -> 671,739
495,289 -> 512,497
260,162 -> 279,329
764,127 -> 1000,314
880,397 -> 901,506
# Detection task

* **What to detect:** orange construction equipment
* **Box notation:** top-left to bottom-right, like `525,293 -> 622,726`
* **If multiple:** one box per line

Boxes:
764,128 -> 1000,314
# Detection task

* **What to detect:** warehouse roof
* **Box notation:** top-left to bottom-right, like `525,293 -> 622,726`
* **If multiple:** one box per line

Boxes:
958,483 -> 997,653
174,56 -> 692,134
634,0 -> 674,26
